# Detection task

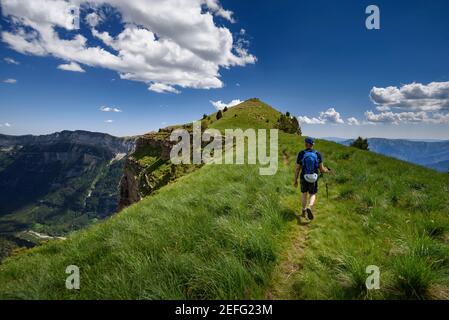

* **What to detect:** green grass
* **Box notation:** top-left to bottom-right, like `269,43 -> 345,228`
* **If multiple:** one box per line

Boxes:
1,99 -> 448,300
282,137 -> 449,300
0,162 -> 296,299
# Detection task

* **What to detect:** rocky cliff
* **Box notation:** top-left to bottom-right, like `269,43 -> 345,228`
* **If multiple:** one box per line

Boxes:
119,129 -> 199,209
0,131 -> 136,242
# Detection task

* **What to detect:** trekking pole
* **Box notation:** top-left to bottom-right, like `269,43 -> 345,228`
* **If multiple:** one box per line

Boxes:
325,167 -> 332,199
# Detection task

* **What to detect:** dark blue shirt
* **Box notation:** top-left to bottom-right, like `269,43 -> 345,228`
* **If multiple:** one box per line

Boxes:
296,149 -> 322,177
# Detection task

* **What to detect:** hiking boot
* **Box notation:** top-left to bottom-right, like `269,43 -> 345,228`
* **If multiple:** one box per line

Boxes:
301,209 -> 307,218
306,208 -> 314,220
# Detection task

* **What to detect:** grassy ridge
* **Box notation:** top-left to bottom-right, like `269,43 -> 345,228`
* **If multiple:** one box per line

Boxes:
0,100 -> 448,299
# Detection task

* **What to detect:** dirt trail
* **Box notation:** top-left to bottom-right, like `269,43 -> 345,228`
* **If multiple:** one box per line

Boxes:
265,149 -> 311,299
266,216 -> 310,299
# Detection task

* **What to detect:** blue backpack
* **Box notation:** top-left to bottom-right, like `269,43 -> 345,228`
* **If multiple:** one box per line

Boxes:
302,150 -> 319,175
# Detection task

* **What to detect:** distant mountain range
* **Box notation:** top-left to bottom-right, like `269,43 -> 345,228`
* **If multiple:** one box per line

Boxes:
0,130 -> 135,257
322,137 -> 449,172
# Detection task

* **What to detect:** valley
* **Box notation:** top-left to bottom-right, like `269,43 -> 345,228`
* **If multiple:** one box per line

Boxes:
0,131 -> 135,259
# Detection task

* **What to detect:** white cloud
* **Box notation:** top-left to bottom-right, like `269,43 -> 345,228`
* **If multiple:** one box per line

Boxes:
364,110 -> 449,125
149,83 -> 180,94
5,123 -> 11,127
370,81 -> 449,112
297,116 -> 325,125
104,119 -> 114,123
57,62 -> 85,73
85,12 -> 101,27
431,113 -> 449,124
347,117 -> 360,126
298,108 -> 345,125
319,108 -> 344,124
0,0 -> 256,94
210,99 -> 242,110
100,106 -> 122,113
366,81 -> 449,125
3,78 -> 17,84
203,0 -> 235,22
4,57 -> 19,64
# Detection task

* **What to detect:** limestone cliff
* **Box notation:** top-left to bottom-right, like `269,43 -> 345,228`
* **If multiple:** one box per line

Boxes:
119,129 -> 199,210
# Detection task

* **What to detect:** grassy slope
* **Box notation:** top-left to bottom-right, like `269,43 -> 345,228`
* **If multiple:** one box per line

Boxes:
1,100 -> 449,299
278,136 -> 449,299
208,99 -> 281,131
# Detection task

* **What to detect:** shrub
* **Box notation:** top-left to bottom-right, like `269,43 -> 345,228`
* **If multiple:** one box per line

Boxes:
276,114 -> 301,135
350,137 -> 369,151
216,110 -> 223,120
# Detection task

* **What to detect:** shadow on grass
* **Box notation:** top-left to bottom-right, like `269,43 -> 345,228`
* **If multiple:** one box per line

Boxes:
280,208 -> 297,222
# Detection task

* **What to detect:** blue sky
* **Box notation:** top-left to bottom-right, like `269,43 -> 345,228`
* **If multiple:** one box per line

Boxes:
1,0 -> 449,139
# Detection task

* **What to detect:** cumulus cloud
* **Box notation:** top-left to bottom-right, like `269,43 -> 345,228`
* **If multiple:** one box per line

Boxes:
0,122 -> 12,127
0,0 -> 256,93
298,108 -> 345,125
365,111 -> 425,124
366,81 -> 449,124
4,57 -> 19,64
319,108 -> 344,124
210,99 -> 242,110
297,116 -> 325,125
370,81 -> 449,112
100,106 -> 122,113
347,117 -> 360,126
3,78 -> 17,84
104,119 -> 114,123
57,62 -> 85,72
364,110 -> 449,125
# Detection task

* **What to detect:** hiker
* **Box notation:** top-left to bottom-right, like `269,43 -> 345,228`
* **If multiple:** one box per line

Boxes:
294,137 -> 329,220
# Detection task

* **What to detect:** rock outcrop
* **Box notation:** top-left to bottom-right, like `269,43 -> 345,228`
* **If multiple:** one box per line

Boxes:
119,130 -> 199,210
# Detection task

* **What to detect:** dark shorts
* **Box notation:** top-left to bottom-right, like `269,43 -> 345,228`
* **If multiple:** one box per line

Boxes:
300,177 -> 318,195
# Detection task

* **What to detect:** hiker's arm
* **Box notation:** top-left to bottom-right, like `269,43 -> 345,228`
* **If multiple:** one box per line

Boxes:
294,164 -> 301,187
319,163 -> 329,173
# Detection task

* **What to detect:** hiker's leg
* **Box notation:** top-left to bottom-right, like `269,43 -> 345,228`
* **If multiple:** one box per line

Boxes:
301,193 -> 308,211
309,193 -> 317,208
